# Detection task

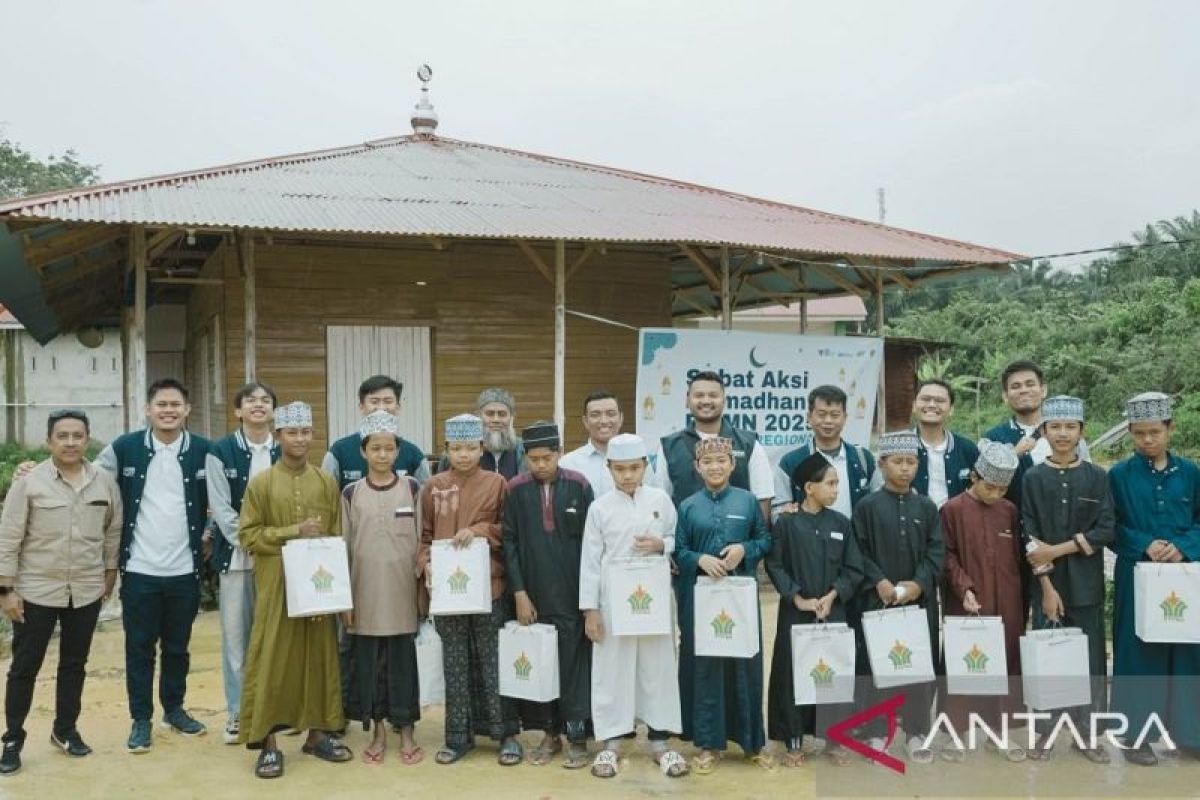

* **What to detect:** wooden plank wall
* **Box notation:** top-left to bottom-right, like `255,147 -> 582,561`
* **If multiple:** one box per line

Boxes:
197,239 -> 672,454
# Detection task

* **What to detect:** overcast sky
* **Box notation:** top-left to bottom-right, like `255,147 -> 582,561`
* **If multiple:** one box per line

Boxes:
3,0 -> 1197,263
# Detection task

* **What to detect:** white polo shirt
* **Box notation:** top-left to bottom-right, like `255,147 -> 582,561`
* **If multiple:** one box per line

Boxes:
126,434 -> 193,577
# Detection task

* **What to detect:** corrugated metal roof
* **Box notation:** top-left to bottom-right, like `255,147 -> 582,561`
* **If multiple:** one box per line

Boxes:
0,135 -> 1021,264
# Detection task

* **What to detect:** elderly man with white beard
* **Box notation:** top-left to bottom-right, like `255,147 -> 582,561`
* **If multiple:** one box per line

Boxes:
473,388 -> 526,479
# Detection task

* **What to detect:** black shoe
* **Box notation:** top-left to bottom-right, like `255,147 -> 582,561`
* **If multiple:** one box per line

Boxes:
0,741 -> 21,776
50,730 -> 93,758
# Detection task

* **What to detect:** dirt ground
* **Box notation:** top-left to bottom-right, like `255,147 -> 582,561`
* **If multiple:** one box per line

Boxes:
0,592 -> 1195,800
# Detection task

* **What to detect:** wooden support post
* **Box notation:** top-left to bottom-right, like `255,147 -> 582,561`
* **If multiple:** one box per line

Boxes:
124,225 -> 148,431
876,270 -> 887,436
720,246 -> 732,330
798,265 -> 808,333
240,232 -> 257,381
554,239 -> 566,434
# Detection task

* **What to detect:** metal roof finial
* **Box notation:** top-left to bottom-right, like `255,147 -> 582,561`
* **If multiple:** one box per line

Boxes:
410,64 -> 439,136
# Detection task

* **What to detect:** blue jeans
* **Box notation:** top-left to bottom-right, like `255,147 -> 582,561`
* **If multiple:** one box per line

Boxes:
120,572 -> 200,721
218,570 -> 255,717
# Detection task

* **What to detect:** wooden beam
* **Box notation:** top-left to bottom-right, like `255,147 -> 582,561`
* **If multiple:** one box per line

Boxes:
807,263 -> 869,298
720,247 -> 732,329
677,243 -> 722,290
885,268 -> 916,290
799,264 -> 808,333
427,236 -> 446,251
146,229 -> 185,261
876,269 -> 887,435
42,248 -> 124,292
514,240 -> 555,286
566,244 -> 596,279
25,226 -> 125,271
236,232 -> 257,381
554,240 -> 567,433
151,277 -> 225,286
124,226 -> 148,432
674,289 -> 719,318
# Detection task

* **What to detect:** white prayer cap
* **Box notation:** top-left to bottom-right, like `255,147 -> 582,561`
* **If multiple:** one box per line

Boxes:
974,439 -> 1019,487
445,413 -> 484,442
1041,395 -> 1085,424
359,410 -> 399,441
1125,391 -> 1172,423
877,430 -> 919,457
274,401 -> 313,430
606,433 -> 647,462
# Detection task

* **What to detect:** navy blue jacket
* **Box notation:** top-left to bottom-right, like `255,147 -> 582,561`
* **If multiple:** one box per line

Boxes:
913,430 -> 979,504
99,429 -> 210,577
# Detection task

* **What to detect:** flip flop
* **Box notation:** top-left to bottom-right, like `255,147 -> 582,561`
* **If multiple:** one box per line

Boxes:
781,749 -> 806,768
362,744 -> 386,765
528,740 -> 562,766
748,751 -> 775,771
591,749 -> 619,778
497,738 -> 524,766
435,744 -> 473,765
692,750 -> 718,775
399,745 -> 424,766
255,748 -> 284,779
563,744 -> 590,770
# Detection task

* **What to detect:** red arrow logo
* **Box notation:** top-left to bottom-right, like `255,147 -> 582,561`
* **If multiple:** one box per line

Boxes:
825,693 -> 906,774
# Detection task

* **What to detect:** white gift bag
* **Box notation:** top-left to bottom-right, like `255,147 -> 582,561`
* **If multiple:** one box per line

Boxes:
944,615 -> 1009,696
791,622 -> 856,706
1135,562 -> 1200,644
606,555 -> 672,637
281,537 -> 353,618
498,622 -> 561,702
416,620 -> 445,706
862,606 -> 936,688
1020,627 -> 1091,710
693,576 -> 760,658
429,539 -> 492,616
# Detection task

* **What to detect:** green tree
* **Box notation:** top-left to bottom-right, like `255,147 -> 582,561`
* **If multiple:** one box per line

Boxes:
0,137 -> 101,200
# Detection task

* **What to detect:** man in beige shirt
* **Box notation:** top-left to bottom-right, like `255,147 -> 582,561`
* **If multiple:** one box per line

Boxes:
0,410 -> 121,775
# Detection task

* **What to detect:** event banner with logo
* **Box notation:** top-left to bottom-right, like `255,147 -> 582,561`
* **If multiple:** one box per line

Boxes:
635,328 -> 882,461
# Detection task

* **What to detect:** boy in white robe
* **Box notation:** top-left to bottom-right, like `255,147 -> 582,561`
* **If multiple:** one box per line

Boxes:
579,434 -> 687,779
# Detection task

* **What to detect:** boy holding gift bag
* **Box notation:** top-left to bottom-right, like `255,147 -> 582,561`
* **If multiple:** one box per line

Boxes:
766,451 -> 864,768
417,414 -> 520,766
502,421 -> 595,769
853,431 -> 944,765
1021,396 -> 1114,763
341,411 -> 423,765
579,434 -> 687,779
939,440 -> 1026,762
1110,392 -> 1200,766
675,437 -> 774,774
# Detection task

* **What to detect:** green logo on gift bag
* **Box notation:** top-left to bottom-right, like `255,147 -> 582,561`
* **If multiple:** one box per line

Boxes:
448,566 -> 470,595
513,651 -> 533,680
710,608 -> 736,639
627,584 -> 653,614
963,643 -> 989,674
311,565 -> 334,594
1160,590 -> 1187,622
810,658 -> 836,688
888,640 -> 913,670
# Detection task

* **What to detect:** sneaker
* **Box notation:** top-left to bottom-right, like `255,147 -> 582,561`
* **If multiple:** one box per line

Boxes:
50,730 -> 93,757
223,715 -> 240,745
0,741 -> 21,775
162,708 -> 207,737
127,720 -> 153,754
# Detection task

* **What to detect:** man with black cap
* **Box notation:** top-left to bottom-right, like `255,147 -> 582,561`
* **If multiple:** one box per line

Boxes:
502,421 -> 595,769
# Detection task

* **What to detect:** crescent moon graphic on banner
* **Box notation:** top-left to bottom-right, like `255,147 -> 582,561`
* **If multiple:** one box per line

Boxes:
749,347 -> 767,368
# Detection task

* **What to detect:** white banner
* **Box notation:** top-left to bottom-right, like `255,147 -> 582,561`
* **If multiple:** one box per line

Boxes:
635,328 -> 881,461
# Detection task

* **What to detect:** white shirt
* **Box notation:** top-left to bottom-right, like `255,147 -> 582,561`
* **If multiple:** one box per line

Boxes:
817,446 -> 854,518
649,433 -> 774,501
229,436 -> 273,570
921,436 -> 950,509
559,440 -> 615,497
126,434 -> 193,577
579,485 -> 677,611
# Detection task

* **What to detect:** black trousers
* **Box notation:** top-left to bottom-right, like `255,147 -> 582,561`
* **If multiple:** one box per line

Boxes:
120,572 -> 200,721
3,597 -> 102,743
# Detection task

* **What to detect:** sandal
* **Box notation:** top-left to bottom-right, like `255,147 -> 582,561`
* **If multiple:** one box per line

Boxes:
591,749 -> 619,778
781,749 -> 806,768
1003,745 -> 1027,763
361,742 -> 386,765
255,748 -> 284,779
497,737 -> 524,767
528,738 -> 563,766
692,750 -> 719,775
1027,741 -> 1053,761
906,736 -> 934,765
748,751 -> 775,771
435,743 -> 474,765
563,743 -> 590,770
656,749 -> 690,778
302,735 -> 353,763
1074,744 -> 1111,765
399,745 -> 424,765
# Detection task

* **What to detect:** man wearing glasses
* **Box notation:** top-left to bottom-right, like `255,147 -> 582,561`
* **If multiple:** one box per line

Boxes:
911,378 -> 980,509
0,410 -> 121,775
